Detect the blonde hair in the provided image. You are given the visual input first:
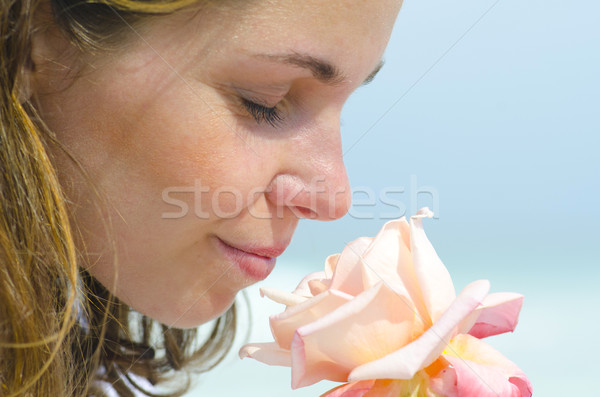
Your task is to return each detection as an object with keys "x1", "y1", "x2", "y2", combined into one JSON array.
[{"x1": 0, "y1": 0, "x2": 236, "y2": 395}]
